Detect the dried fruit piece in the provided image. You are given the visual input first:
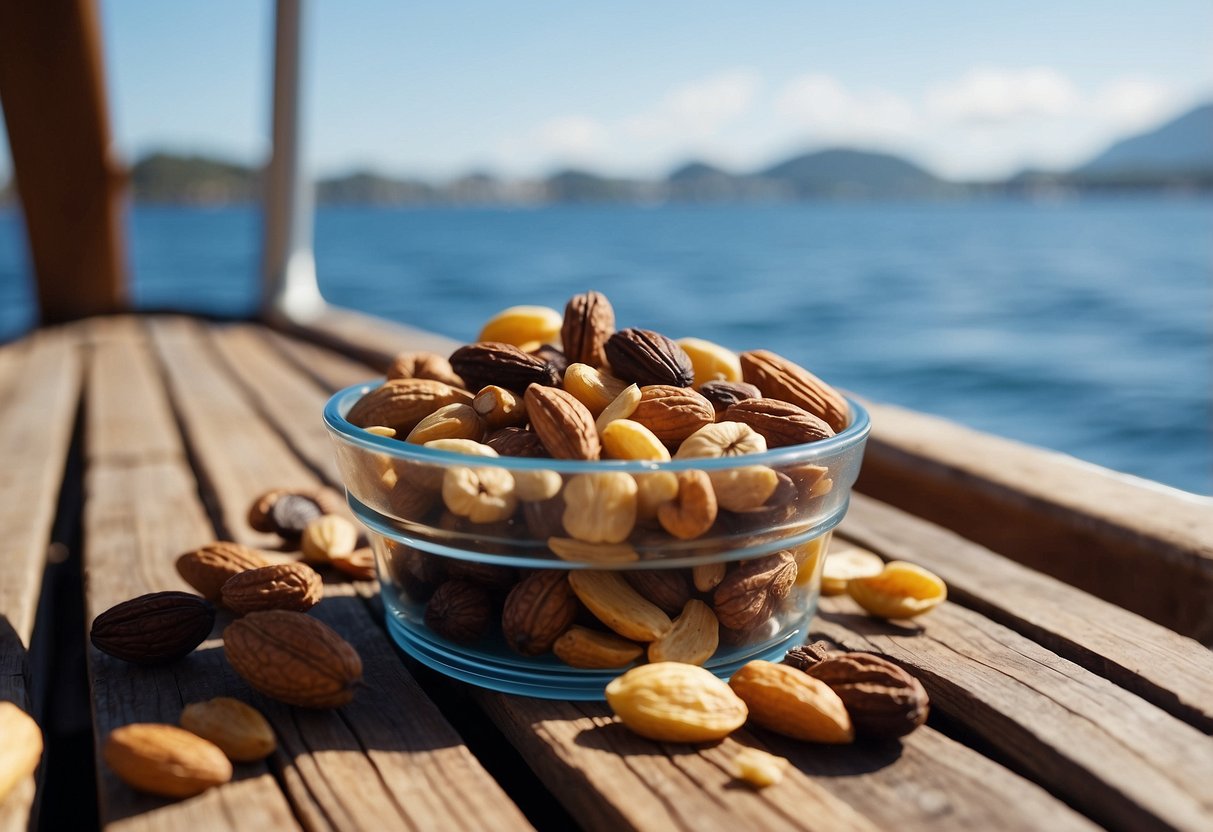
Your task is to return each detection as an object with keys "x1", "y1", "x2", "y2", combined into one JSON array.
[
  {"x1": 848, "y1": 561, "x2": 947, "y2": 619},
  {"x1": 346, "y1": 378, "x2": 473, "y2": 434},
  {"x1": 530, "y1": 344, "x2": 570, "y2": 377},
  {"x1": 739, "y1": 350, "x2": 849, "y2": 434},
  {"x1": 676, "y1": 337, "x2": 742, "y2": 386},
  {"x1": 562, "y1": 290, "x2": 615, "y2": 367},
  {"x1": 472, "y1": 385, "x2": 528, "y2": 431},
  {"x1": 548, "y1": 537, "x2": 639, "y2": 564},
  {"x1": 175, "y1": 542, "x2": 270, "y2": 602},
  {"x1": 179, "y1": 697, "x2": 276, "y2": 762},
  {"x1": 502, "y1": 570, "x2": 579, "y2": 655},
  {"x1": 442, "y1": 464, "x2": 518, "y2": 523},
  {"x1": 724, "y1": 399, "x2": 835, "y2": 447},
  {"x1": 562, "y1": 472, "x2": 637, "y2": 544},
  {"x1": 729, "y1": 660, "x2": 854, "y2": 743},
  {"x1": 804, "y1": 653, "x2": 930, "y2": 739},
  {"x1": 386, "y1": 351, "x2": 465, "y2": 388},
  {"x1": 224, "y1": 610, "x2": 363, "y2": 708},
  {"x1": 606, "y1": 328, "x2": 695, "y2": 388},
  {"x1": 657, "y1": 470, "x2": 717, "y2": 540},
  {"x1": 821, "y1": 544, "x2": 884, "y2": 596},
  {"x1": 733, "y1": 747, "x2": 788, "y2": 788},
  {"x1": 526, "y1": 384, "x2": 602, "y2": 460},
  {"x1": 478, "y1": 305, "x2": 563, "y2": 347},
  {"x1": 553, "y1": 626, "x2": 643, "y2": 668},
  {"x1": 606, "y1": 662, "x2": 747, "y2": 743},
  {"x1": 713, "y1": 552, "x2": 797, "y2": 632},
  {"x1": 302, "y1": 514, "x2": 359, "y2": 563},
  {"x1": 485, "y1": 426, "x2": 549, "y2": 458},
  {"x1": 425, "y1": 580, "x2": 493, "y2": 643},
  {"x1": 623, "y1": 569, "x2": 692, "y2": 615},
  {"x1": 104, "y1": 723, "x2": 232, "y2": 797},
  {"x1": 601, "y1": 418, "x2": 670, "y2": 461},
  {"x1": 647, "y1": 600, "x2": 719, "y2": 665},
  {"x1": 0, "y1": 702, "x2": 42, "y2": 804},
  {"x1": 248, "y1": 489, "x2": 288, "y2": 532},
  {"x1": 221, "y1": 562, "x2": 323, "y2": 614},
  {"x1": 270, "y1": 493, "x2": 324, "y2": 539},
  {"x1": 568, "y1": 571, "x2": 673, "y2": 642},
  {"x1": 406, "y1": 403, "x2": 485, "y2": 444},
  {"x1": 630, "y1": 385, "x2": 715, "y2": 447},
  {"x1": 698, "y1": 380, "x2": 762, "y2": 418},
  {"x1": 450, "y1": 342, "x2": 561, "y2": 392},
  {"x1": 90, "y1": 592, "x2": 215, "y2": 664},
  {"x1": 563, "y1": 363, "x2": 629, "y2": 415}
]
